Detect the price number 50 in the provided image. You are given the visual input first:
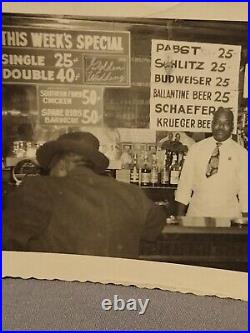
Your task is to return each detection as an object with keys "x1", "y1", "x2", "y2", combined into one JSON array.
[
  {"x1": 81, "y1": 89, "x2": 100, "y2": 125},
  {"x1": 81, "y1": 89, "x2": 98, "y2": 106},
  {"x1": 81, "y1": 109, "x2": 99, "y2": 125}
]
